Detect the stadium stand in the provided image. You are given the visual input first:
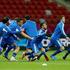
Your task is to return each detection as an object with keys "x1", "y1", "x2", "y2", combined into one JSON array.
[{"x1": 0, "y1": 0, "x2": 70, "y2": 34}]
